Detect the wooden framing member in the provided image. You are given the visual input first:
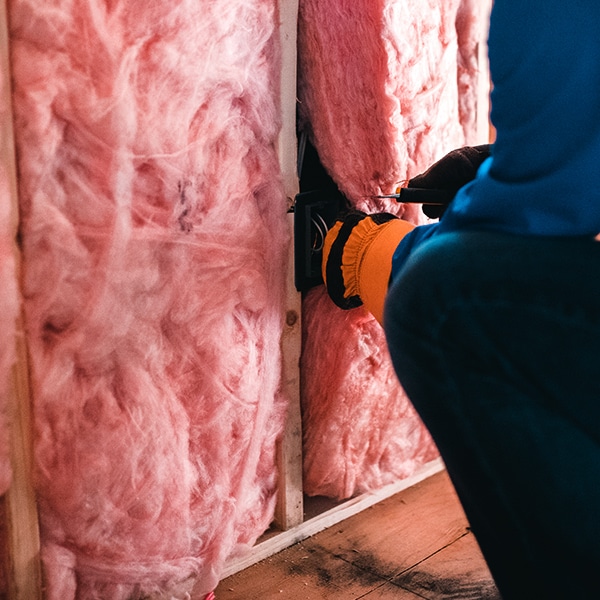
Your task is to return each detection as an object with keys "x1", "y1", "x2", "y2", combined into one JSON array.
[
  {"x1": 274, "y1": 0, "x2": 304, "y2": 532},
  {"x1": 0, "y1": 0, "x2": 43, "y2": 597}
]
